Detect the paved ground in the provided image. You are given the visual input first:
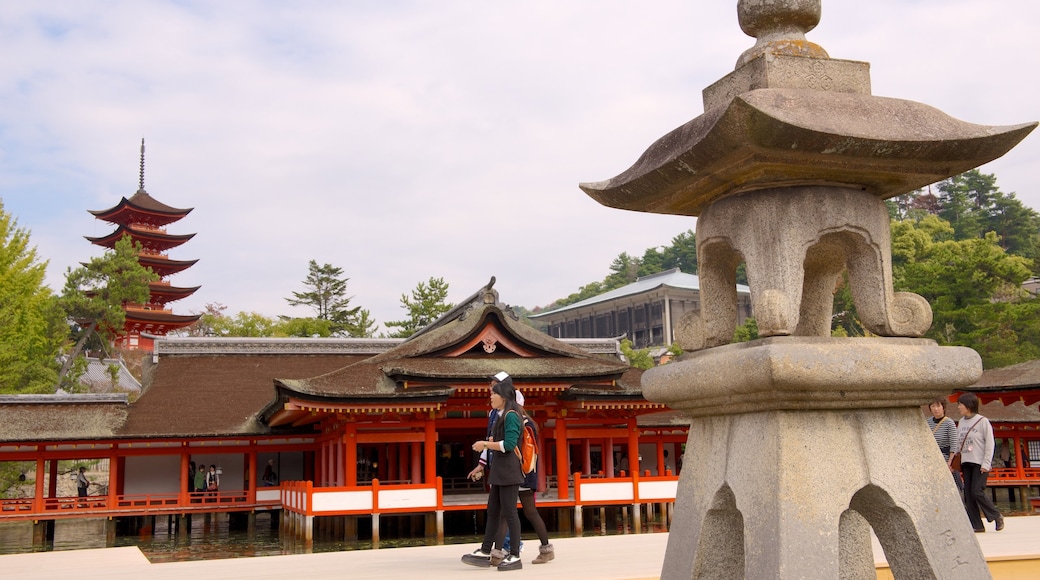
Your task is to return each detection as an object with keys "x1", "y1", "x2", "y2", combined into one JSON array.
[{"x1": 3, "y1": 516, "x2": 1038, "y2": 579}]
